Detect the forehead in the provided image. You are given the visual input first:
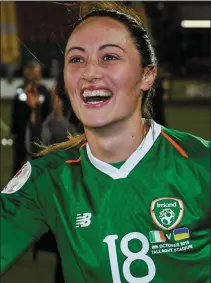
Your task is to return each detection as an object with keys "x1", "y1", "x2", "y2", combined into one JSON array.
[
  {"x1": 67, "y1": 17, "x2": 134, "y2": 48},
  {"x1": 30, "y1": 65, "x2": 41, "y2": 72}
]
